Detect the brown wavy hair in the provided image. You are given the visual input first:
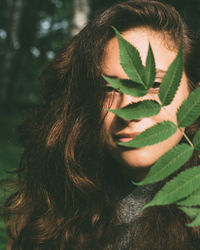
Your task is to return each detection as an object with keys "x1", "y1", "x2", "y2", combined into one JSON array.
[{"x1": 3, "y1": 0, "x2": 200, "y2": 249}]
